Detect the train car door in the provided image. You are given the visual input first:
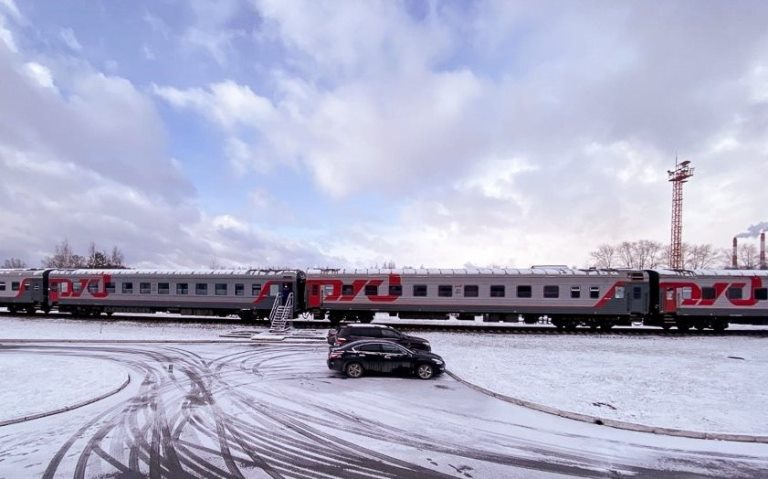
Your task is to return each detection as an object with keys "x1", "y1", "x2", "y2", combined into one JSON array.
[
  {"x1": 307, "y1": 282, "x2": 323, "y2": 309},
  {"x1": 628, "y1": 284, "x2": 646, "y2": 314},
  {"x1": 662, "y1": 287, "x2": 678, "y2": 313}
]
